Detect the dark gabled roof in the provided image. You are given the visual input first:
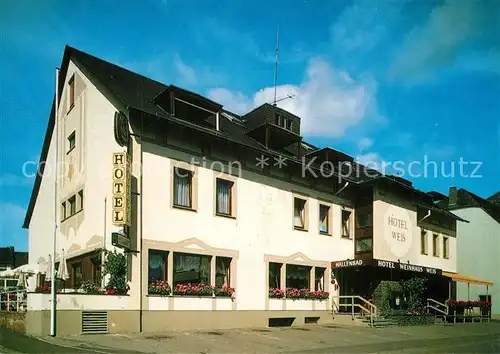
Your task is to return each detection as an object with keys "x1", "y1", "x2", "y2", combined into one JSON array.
[
  {"x1": 24, "y1": 46, "x2": 367, "y2": 228},
  {"x1": 447, "y1": 189, "x2": 500, "y2": 224},
  {"x1": 488, "y1": 191, "x2": 500, "y2": 206},
  {"x1": 427, "y1": 191, "x2": 448, "y2": 201},
  {"x1": 416, "y1": 202, "x2": 469, "y2": 223},
  {"x1": 23, "y1": 46, "x2": 169, "y2": 228},
  {"x1": 23, "y1": 46, "x2": 449, "y2": 229}
]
